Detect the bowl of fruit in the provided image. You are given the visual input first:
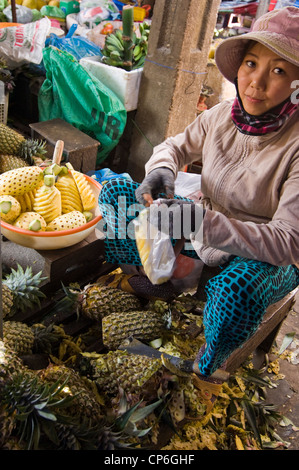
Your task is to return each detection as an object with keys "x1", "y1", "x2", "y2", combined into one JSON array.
[{"x1": 0, "y1": 146, "x2": 103, "y2": 250}]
